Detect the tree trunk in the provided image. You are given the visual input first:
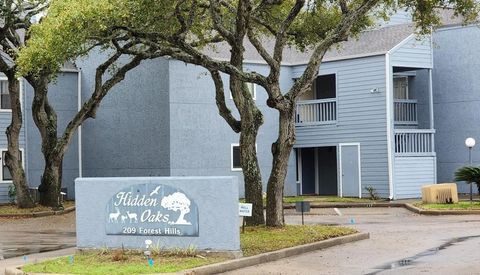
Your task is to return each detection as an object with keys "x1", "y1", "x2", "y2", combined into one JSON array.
[
  {"x1": 5, "y1": 77, "x2": 35, "y2": 208},
  {"x1": 31, "y1": 80, "x2": 63, "y2": 208},
  {"x1": 266, "y1": 107, "x2": 296, "y2": 227},
  {"x1": 39, "y1": 158, "x2": 63, "y2": 208},
  {"x1": 240, "y1": 108, "x2": 265, "y2": 225}
]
